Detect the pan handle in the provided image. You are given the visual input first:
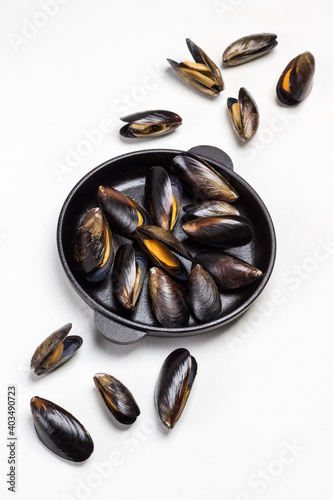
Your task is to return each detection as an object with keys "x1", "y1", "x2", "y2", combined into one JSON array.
[
  {"x1": 187, "y1": 145, "x2": 234, "y2": 171},
  {"x1": 94, "y1": 310, "x2": 148, "y2": 344}
]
